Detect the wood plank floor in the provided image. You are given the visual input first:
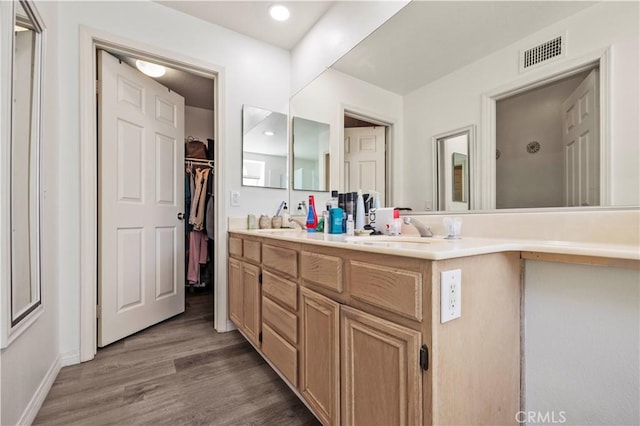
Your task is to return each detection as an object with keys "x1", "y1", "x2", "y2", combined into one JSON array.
[{"x1": 34, "y1": 290, "x2": 320, "y2": 425}]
